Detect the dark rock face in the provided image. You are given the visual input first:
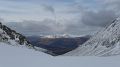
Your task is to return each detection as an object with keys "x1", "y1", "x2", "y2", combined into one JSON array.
[
  {"x1": 0, "y1": 22, "x2": 31, "y2": 46},
  {"x1": 27, "y1": 36, "x2": 90, "y2": 56}
]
